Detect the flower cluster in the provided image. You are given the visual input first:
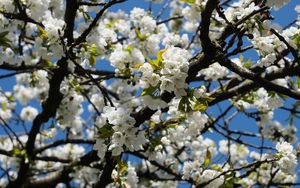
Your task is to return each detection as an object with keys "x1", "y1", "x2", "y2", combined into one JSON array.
[
  {"x1": 94, "y1": 106, "x2": 148, "y2": 157},
  {"x1": 275, "y1": 141, "x2": 298, "y2": 174}
]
